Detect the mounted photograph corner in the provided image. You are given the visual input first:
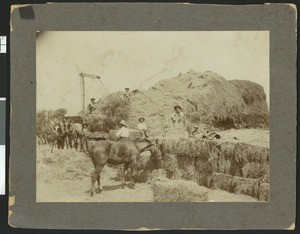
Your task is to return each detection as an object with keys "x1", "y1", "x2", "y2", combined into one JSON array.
[{"x1": 36, "y1": 31, "x2": 270, "y2": 202}]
